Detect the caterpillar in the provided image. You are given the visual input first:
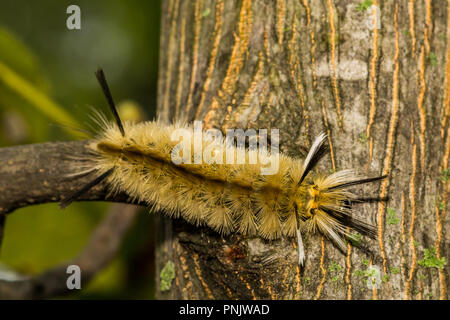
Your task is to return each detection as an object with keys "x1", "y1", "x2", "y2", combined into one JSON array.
[{"x1": 61, "y1": 69, "x2": 387, "y2": 265}]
